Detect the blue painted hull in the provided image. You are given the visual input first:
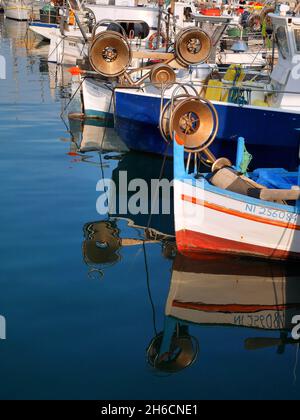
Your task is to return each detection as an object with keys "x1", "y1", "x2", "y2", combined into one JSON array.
[
  {"x1": 29, "y1": 22, "x2": 59, "y2": 29},
  {"x1": 115, "y1": 91, "x2": 300, "y2": 170}
]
